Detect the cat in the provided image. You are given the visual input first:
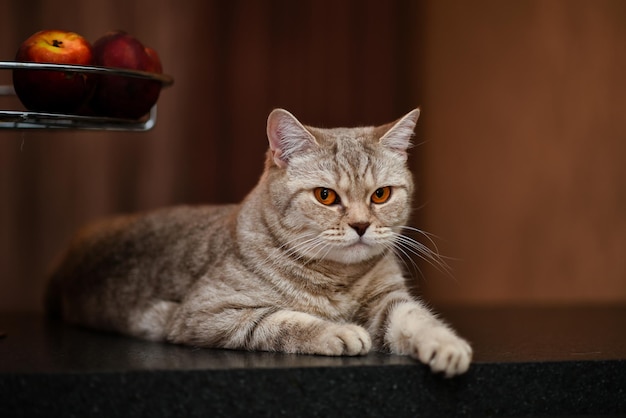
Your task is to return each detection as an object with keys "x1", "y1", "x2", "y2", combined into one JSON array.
[{"x1": 45, "y1": 108, "x2": 472, "y2": 377}]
